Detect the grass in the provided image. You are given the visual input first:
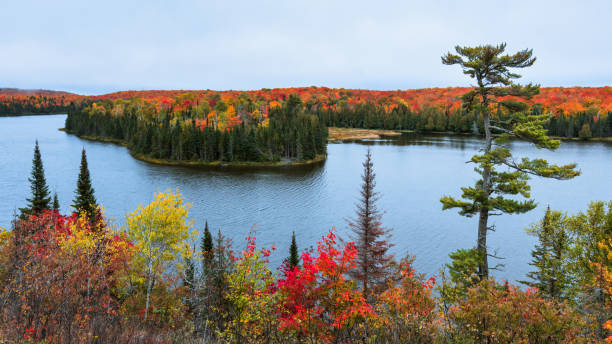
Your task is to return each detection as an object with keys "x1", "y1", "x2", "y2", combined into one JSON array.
[{"x1": 328, "y1": 127, "x2": 402, "y2": 141}]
